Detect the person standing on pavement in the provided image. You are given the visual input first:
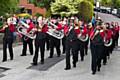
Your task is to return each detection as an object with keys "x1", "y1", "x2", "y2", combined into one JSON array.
[
  {"x1": 32, "y1": 17, "x2": 48, "y2": 65},
  {"x1": 20, "y1": 19, "x2": 34, "y2": 56},
  {"x1": 89, "y1": 21, "x2": 105, "y2": 75},
  {"x1": 64, "y1": 17, "x2": 78, "y2": 70},
  {"x1": 0, "y1": 18, "x2": 15, "y2": 62}
]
